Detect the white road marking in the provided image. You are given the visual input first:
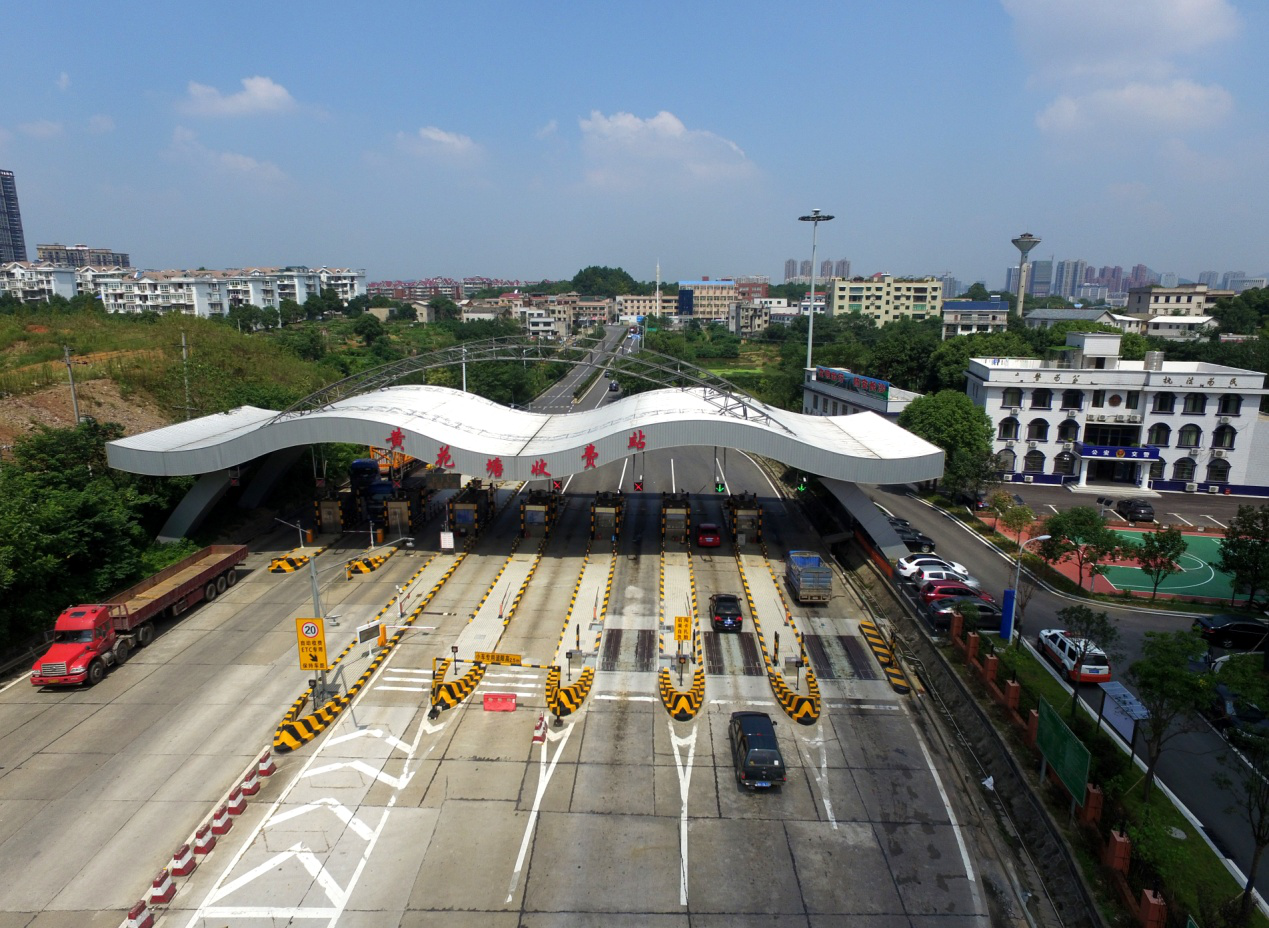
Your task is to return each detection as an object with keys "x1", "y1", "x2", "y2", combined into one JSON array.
[
  {"x1": 671, "y1": 457, "x2": 676, "y2": 494},
  {"x1": 325, "y1": 728, "x2": 413, "y2": 753},
  {"x1": 913, "y1": 730, "x2": 981, "y2": 906},
  {"x1": 1203, "y1": 515, "x2": 1226, "y2": 529},
  {"x1": 799, "y1": 723, "x2": 837, "y2": 830},
  {"x1": 505, "y1": 720, "x2": 576, "y2": 903},
  {"x1": 740, "y1": 450, "x2": 781, "y2": 496},
  {"x1": 304, "y1": 759, "x2": 415, "y2": 790},
  {"x1": 1170, "y1": 513, "x2": 1193, "y2": 525},
  {"x1": 0, "y1": 673, "x2": 32, "y2": 694},
  {"x1": 668, "y1": 721, "x2": 698, "y2": 906},
  {"x1": 593, "y1": 694, "x2": 657, "y2": 702},
  {"x1": 1047, "y1": 504, "x2": 1059, "y2": 514},
  {"x1": 714, "y1": 456, "x2": 729, "y2": 496},
  {"x1": 619, "y1": 456, "x2": 628, "y2": 489},
  {"x1": 375, "y1": 684, "x2": 427, "y2": 692},
  {"x1": 267, "y1": 798, "x2": 377, "y2": 841}
]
